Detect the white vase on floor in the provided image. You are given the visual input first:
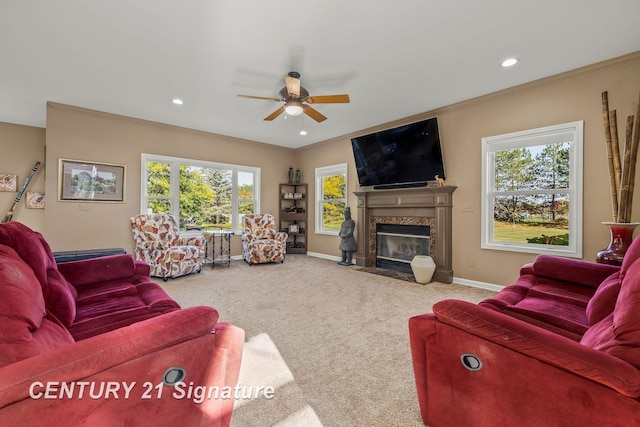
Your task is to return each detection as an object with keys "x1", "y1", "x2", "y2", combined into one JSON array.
[{"x1": 411, "y1": 255, "x2": 436, "y2": 284}]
